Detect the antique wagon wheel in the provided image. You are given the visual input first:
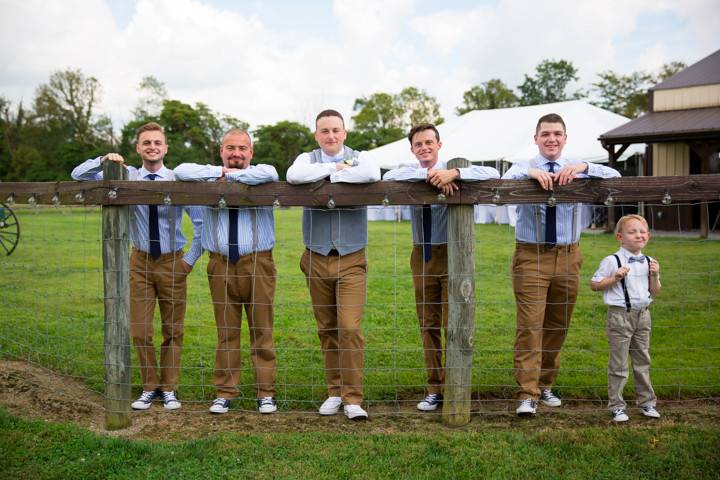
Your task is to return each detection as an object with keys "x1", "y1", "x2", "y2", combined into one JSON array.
[{"x1": 0, "y1": 203, "x2": 20, "y2": 256}]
